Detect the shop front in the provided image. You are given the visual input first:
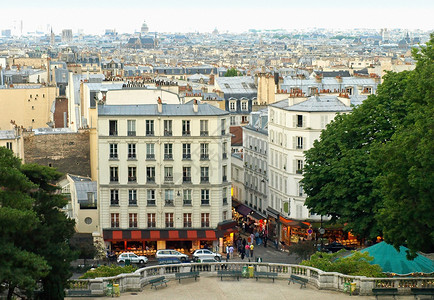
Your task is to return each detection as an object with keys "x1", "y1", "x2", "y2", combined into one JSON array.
[
  {"x1": 217, "y1": 220, "x2": 238, "y2": 253},
  {"x1": 103, "y1": 229, "x2": 219, "y2": 257},
  {"x1": 279, "y1": 216, "x2": 311, "y2": 246},
  {"x1": 266, "y1": 207, "x2": 280, "y2": 244}
]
